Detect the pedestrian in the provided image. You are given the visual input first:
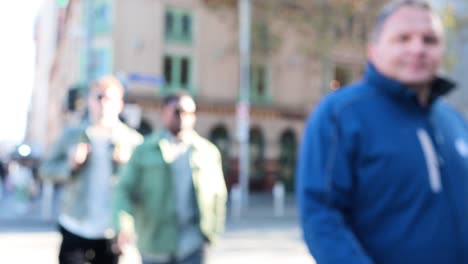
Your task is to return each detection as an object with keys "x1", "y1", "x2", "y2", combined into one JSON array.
[
  {"x1": 9, "y1": 159, "x2": 36, "y2": 201},
  {"x1": 40, "y1": 75, "x2": 143, "y2": 264},
  {"x1": 296, "y1": 1, "x2": 468, "y2": 263},
  {"x1": 0, "y1": 158, "x2": 7, "y2": 198},
  {"x1": 113, "y1": 91, "x2": 227, "y2": 264}
]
